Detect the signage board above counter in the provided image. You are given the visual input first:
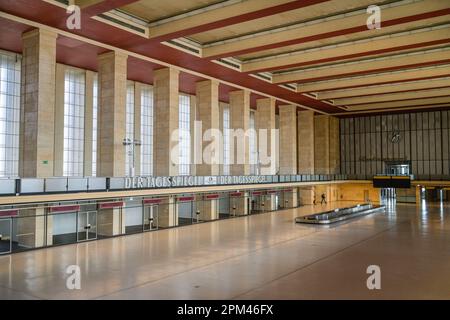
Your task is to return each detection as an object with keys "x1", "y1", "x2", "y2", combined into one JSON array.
[{"x1": 0, "y1": 174, "x2": 348, "y2": 196}]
